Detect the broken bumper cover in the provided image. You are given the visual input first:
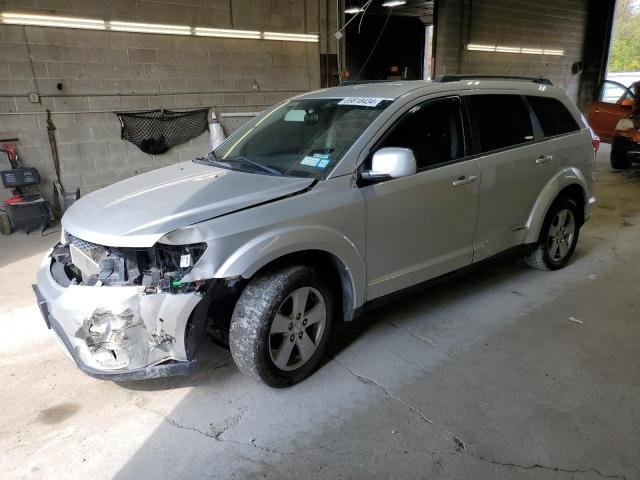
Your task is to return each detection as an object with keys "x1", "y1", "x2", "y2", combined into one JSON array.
[{"x1": 34, "y1": 251, "x2": 202, "y2": 380}]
